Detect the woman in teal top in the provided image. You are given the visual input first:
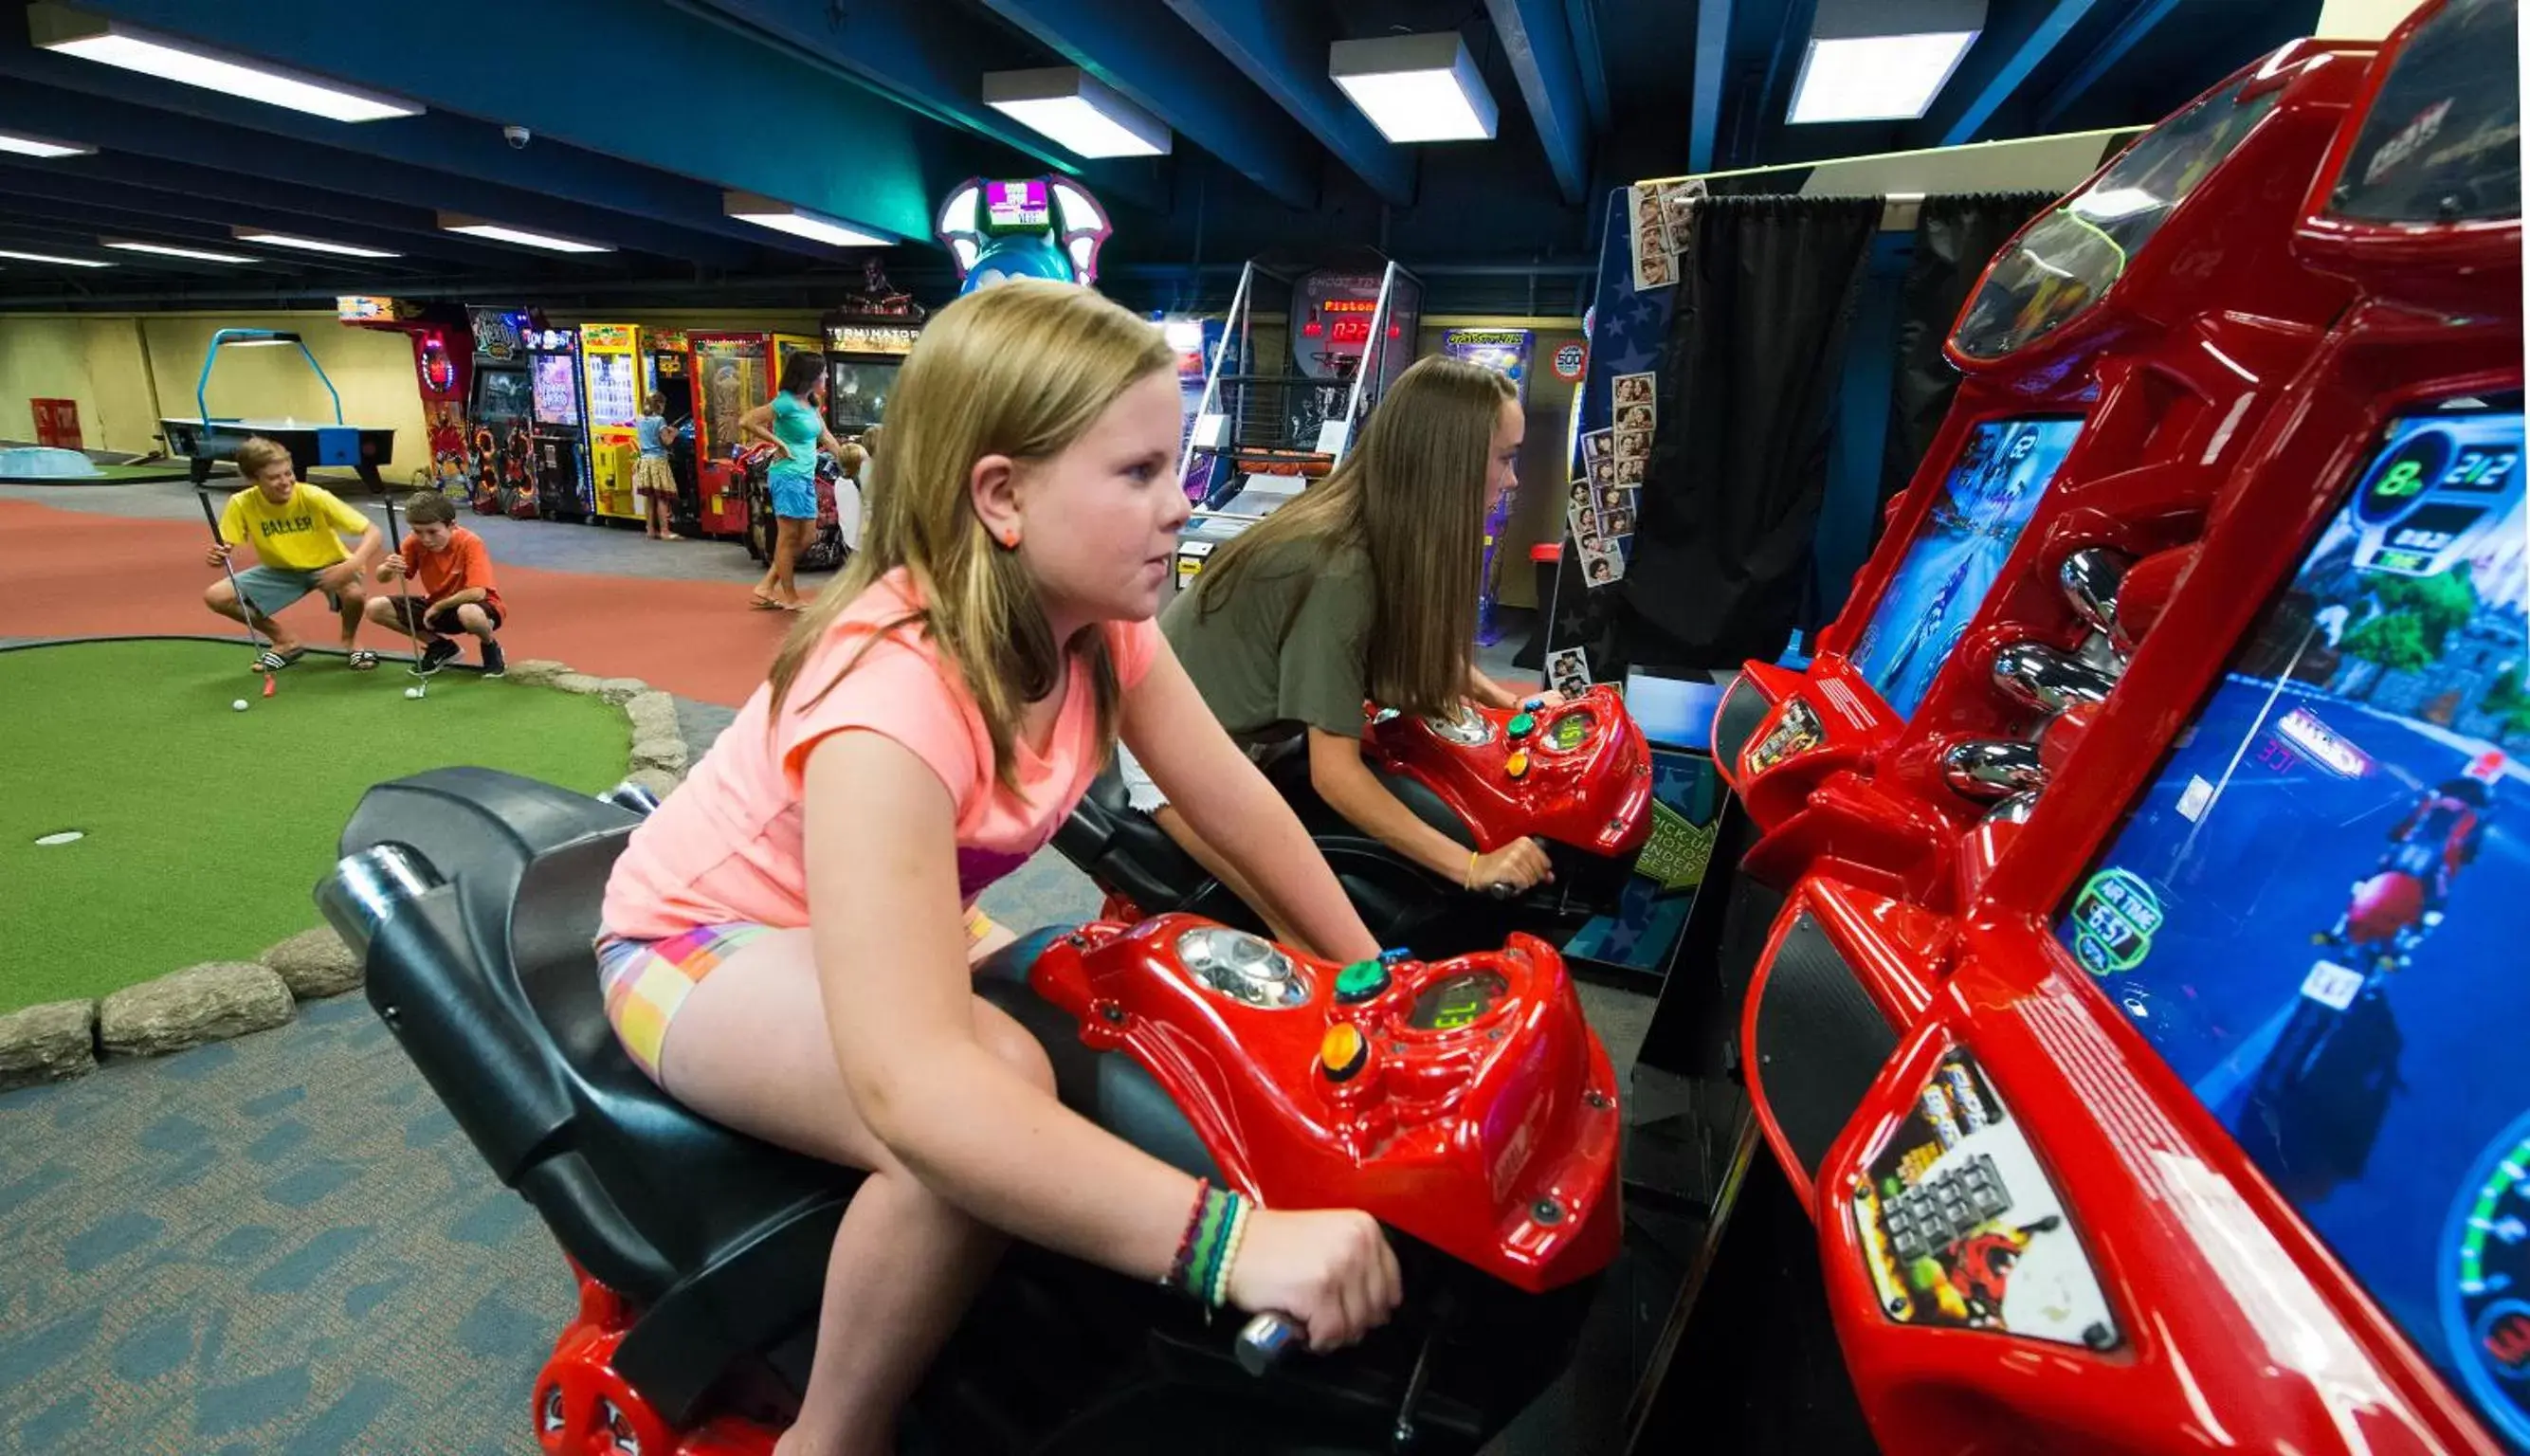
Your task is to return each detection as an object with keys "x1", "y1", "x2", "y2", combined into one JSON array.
[{"x1": 741, "y1": 352, "x2": 845, "y2": 610}]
